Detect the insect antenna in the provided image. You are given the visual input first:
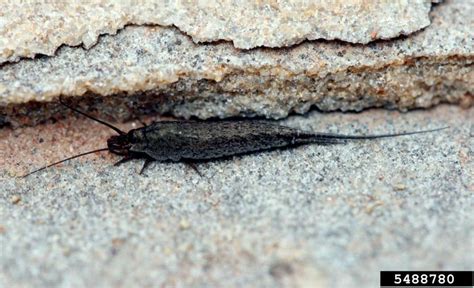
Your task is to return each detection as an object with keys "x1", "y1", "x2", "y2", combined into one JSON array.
[
  {"x1": 22, "y1": 148, "x2": 109, "y2": 178},
  {"x1": 59, "y1": 99, "x2": 125, "y2": 135}
]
